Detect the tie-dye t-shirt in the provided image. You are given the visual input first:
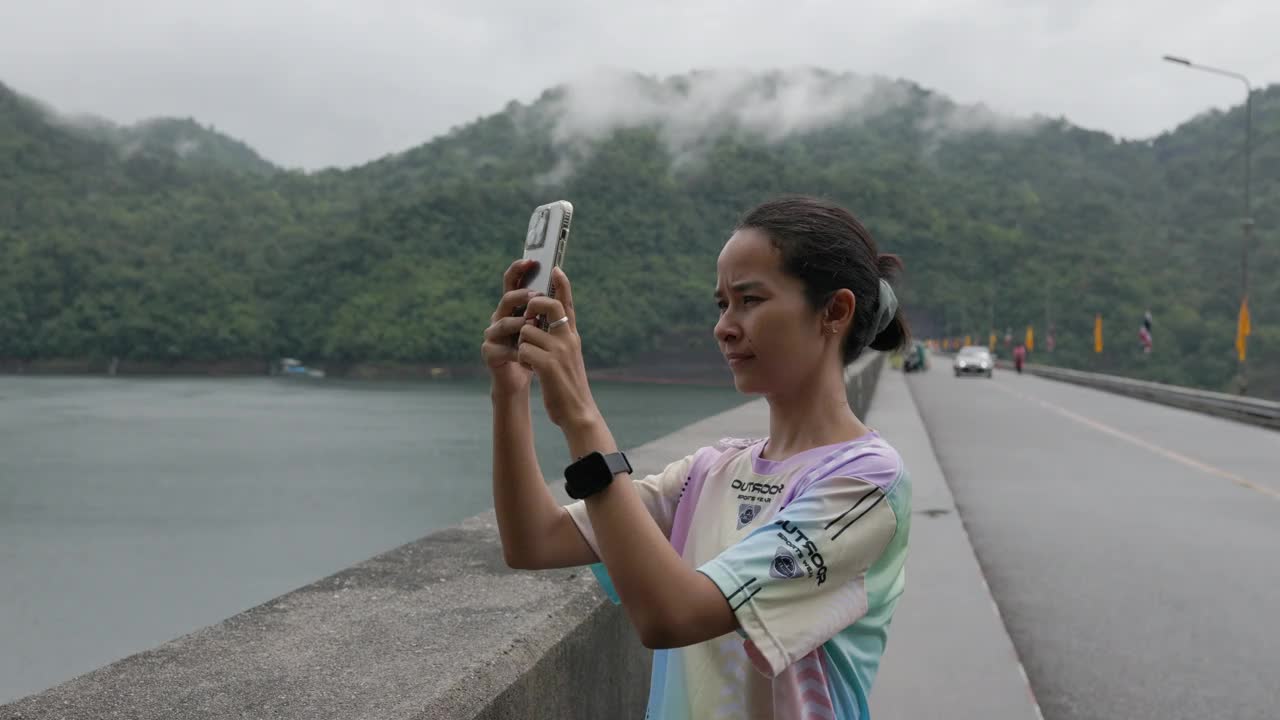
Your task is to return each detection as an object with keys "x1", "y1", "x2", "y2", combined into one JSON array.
[{"x1": 565, "y1": 433, "x2": 911, "y2": 720}]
